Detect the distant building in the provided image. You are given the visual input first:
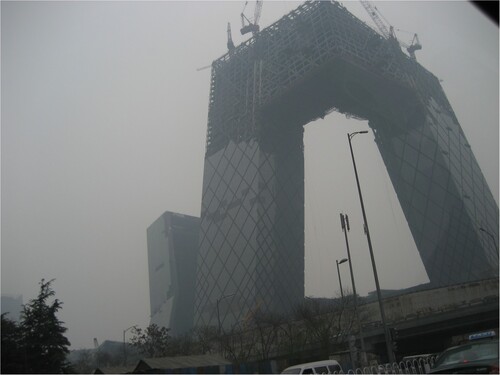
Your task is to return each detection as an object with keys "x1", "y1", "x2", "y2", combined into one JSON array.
[
  {"x1": 147, "y1": 211, "x2": 199, "y2": 335},
  {"x1": 1, "y1": 294, "x2": 23, "y2": 322}
]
